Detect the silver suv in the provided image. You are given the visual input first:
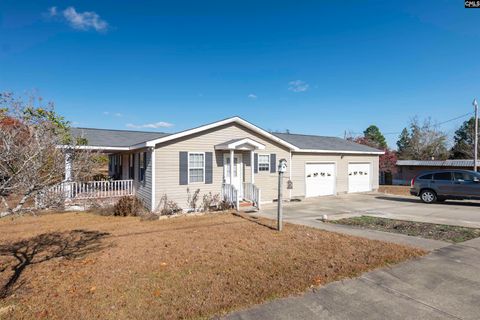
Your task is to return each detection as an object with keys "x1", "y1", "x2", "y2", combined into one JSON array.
[{"x1": 410, "y1": 170, "x2": 480, "y2": 203}]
